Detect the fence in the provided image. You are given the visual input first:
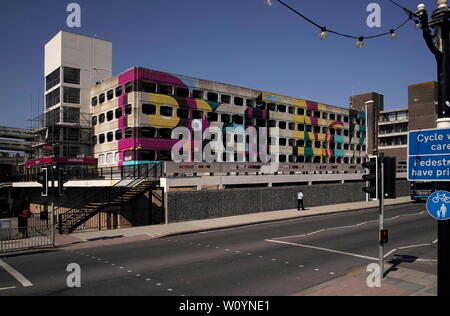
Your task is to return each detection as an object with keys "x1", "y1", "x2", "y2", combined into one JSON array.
[{"x1": 0, "y1": 224, "x2": 54, "y2": 253}]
